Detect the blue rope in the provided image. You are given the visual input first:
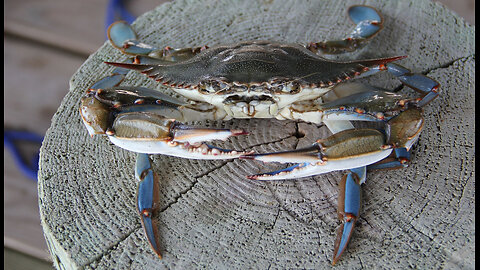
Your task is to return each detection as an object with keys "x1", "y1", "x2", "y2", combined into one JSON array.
[
  {"x1": 4, "y1": 131, "x2": 43, "y2": 181},
  {"x1": 105, "y1": 0, "x2": 136, "y2": 38}
]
